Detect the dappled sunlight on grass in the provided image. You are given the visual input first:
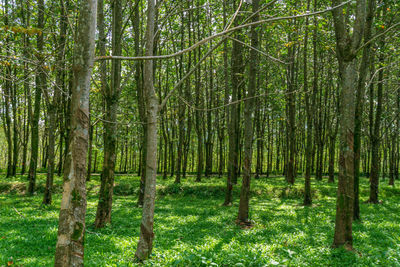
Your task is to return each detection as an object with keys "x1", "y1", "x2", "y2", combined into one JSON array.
[{"x1": 0, "y1": 174, "x2": 399, "y2": 266}]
